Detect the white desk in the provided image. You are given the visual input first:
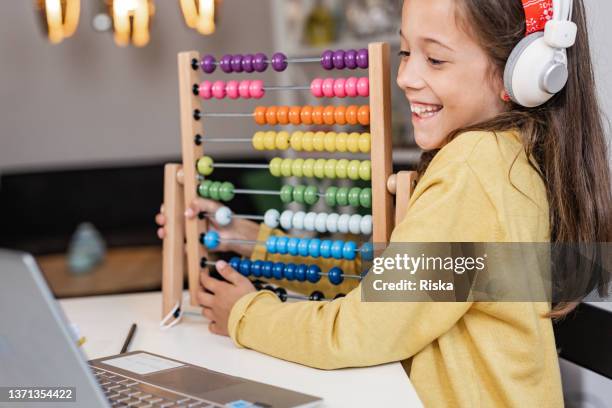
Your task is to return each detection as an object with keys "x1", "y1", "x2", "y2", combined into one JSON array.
[{"x1": 60, "y1": 292, "x2": 422, "y2": 407}]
